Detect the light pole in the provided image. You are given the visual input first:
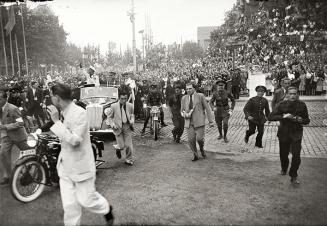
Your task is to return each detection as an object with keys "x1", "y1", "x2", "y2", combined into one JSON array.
[
  {"x1": 139, "y1": 29, "x2": 145, "y2": 71},
  {"x1": 128, "y1": 0, "x2": 137, "y2": 76}
]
